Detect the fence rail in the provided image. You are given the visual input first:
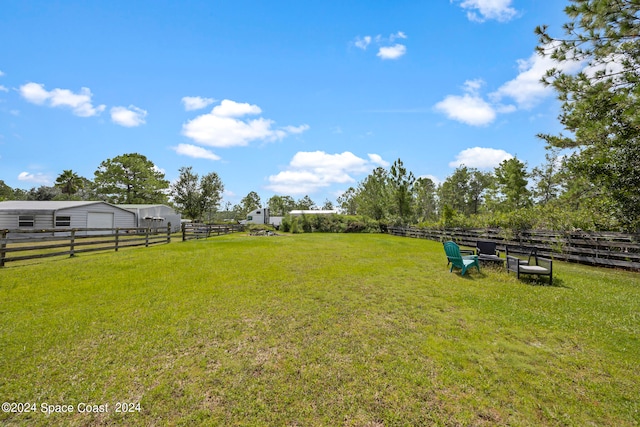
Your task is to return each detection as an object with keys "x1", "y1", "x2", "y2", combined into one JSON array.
[
  {"x1": 0, "y1": 225, "x2": 172, "y2": 267},
  {"x1": 181, "y1": 223, "x2": 244, "y2": 241},
  {"x1": 388, "y1": 226, "x2": 640, "y2": 270}
]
